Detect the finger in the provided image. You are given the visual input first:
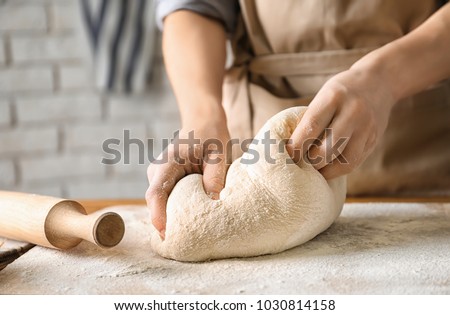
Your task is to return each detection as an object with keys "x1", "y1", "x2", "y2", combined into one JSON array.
[
  {"x1": 146, "y1": 186, "x2": 169, "y2": 239},
  {"x1": 146, "y1": 158, "x2": 186, "y2": 239},
  {"x1": 203, "y1": 155, "x2": 228, "y2": 200},
  {"x1": 307, "y1": 116, "x2": 353, "y2": 170},
  {"x1": 319, "y1": 129, "x2": 368, "y2": 179},
  {"x1": 146, "y1": 164, "x2": 156, "y2": 185},
  {"x1": 202, "y1": 140, "x2": 229, "y2": 199},
  {"x1": 287, "y1": 97, "x2": 337, "y2": 164}
]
